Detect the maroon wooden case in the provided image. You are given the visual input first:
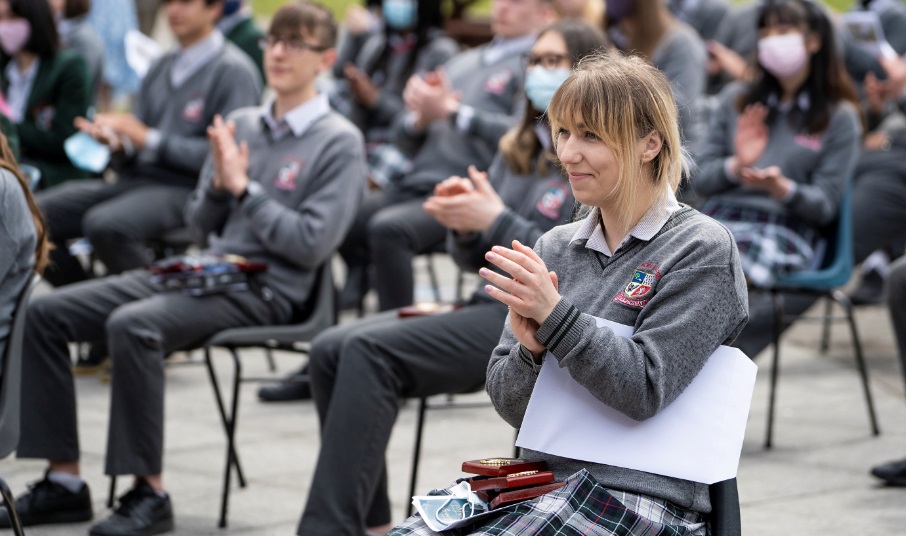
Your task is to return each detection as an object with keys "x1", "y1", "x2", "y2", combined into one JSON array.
[
  {"x1": 488, "y1": 481, "x2": 568, "y2": 509},
  {"x1": 461, "y1": 458, "x2": 548, "y2": 477},
  {"x1": 468, "y1": 470, "x2": 555, "y2": 492}
]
